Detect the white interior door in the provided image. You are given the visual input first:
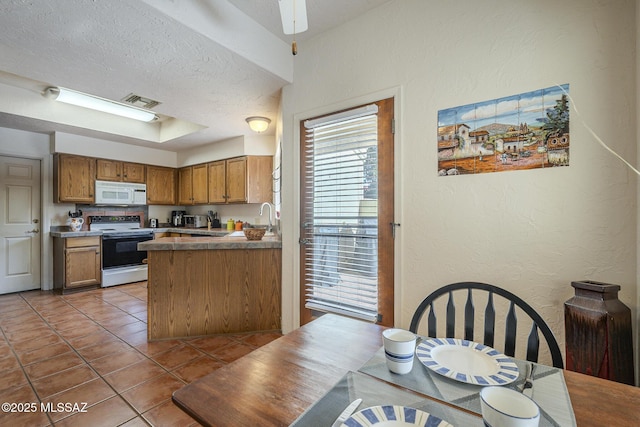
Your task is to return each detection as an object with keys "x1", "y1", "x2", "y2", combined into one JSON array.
[{"x1": 0, "y1": 155, "x2": 41, "y2": 294}]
